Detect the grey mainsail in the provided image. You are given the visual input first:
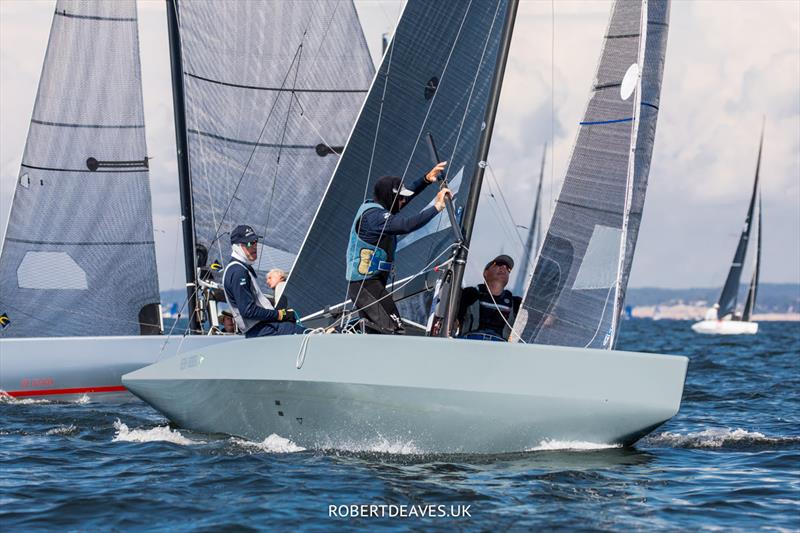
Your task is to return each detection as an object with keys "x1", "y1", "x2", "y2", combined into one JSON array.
[
  {"x1": 0, "y1": 0, "x2": 160, "y2": 337},
  {"x1": 285, "y1": 0, "x2": 512, "y2": 317},
  {"x1": 716, "y1": 128, "x2": 763, "y2": 319},
  {"x1": 515, "y1": 0, "x2": 669, "y2": 348},
  {"x1": 174, "y1": 0, "x2": 374, "y2": 287}
]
